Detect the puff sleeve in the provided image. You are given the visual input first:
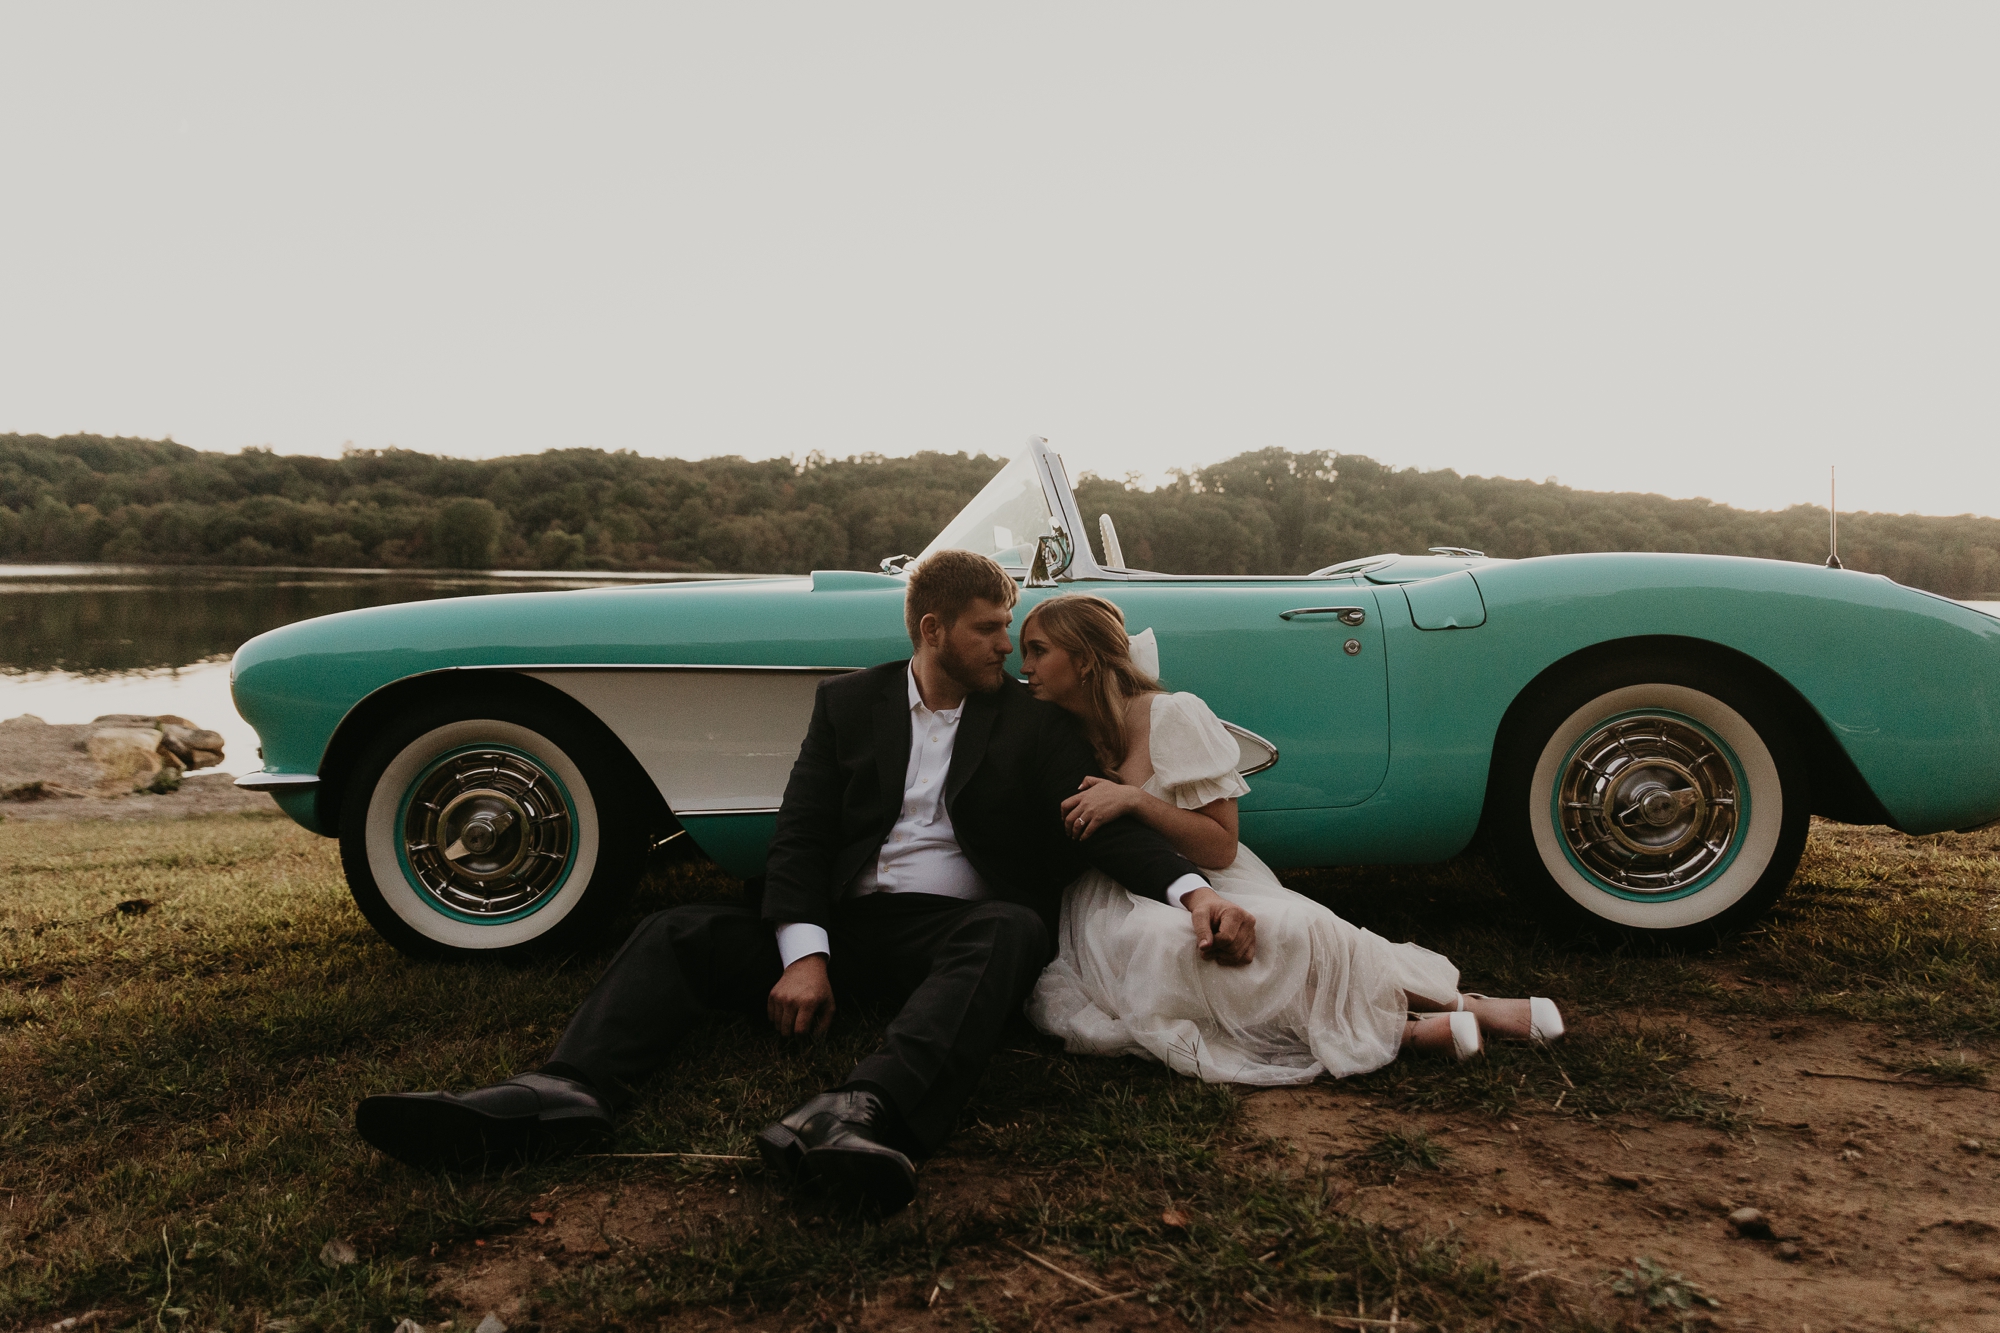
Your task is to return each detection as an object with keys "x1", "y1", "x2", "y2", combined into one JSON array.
[{"x1": 1148, "y1": 692, "x2": 1252, "y2": 809}]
